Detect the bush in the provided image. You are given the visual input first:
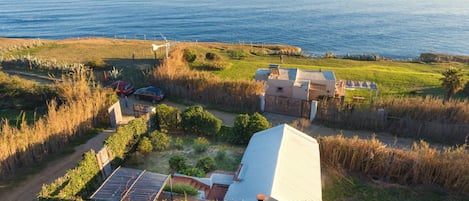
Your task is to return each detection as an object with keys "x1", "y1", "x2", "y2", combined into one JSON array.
[
  {"x1": 248, "y1": 112, "x2": 270, "y2": 134},
  {"x1": 149, "y1": 130, "x2": 171, "y2": 152},
  {"x1": 183, "y1": 49, "x2": 197, "y2": 63},
  {"x1": 173, "y1": 137, "x2": 184, "y2": 150},
  {"x1": 137, "y1": 137, "x2": 153, "y2": 154},
  {"x1": 169, "y1": 155, "x2": 188, "y2": 173},
  {"x1": 163, "y1": 183, "x2": 199, "y2": 196},
  {"x1": 228, "y1": 112, "x2": 270, "y2": 144},
  {"x1": 193, "y1": 137, "x2": 210, "y2": 153},
  {"x1": 196, "y1": 157, "x2": 216, "y2": 173},
  {"x1": 215, "y1": 150, "x2": 227, "y2": 161},
  {"x1": 153, "y1": 104, "x2": 181, "y2": 131},
  {"x1": 181, "y1": 105, "x2": 222, "y2": 136},
  {"x1": 86, "y1": 58, "x2": 105, "y2": 68},
  {"x1": 198, "y1": 60, "x2": 231, "y2": 71},
  {"x1": 228, "y1": 49, "x2": 250, "y2": 60},
  {"x1": 205, "y1": 52, "x2": 220, "y2": 60},
  {"x1": 180, "y1": 167, "x2": 205, "y2": 177}
]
